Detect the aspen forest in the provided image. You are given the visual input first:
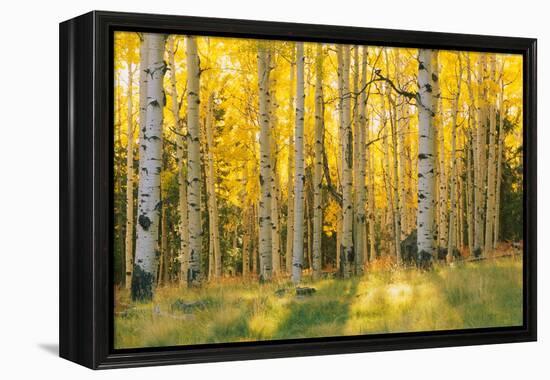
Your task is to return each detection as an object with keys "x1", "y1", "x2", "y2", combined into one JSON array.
[{"x1": 113, "y1": 32, "x2": 524, "y2": 349}]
